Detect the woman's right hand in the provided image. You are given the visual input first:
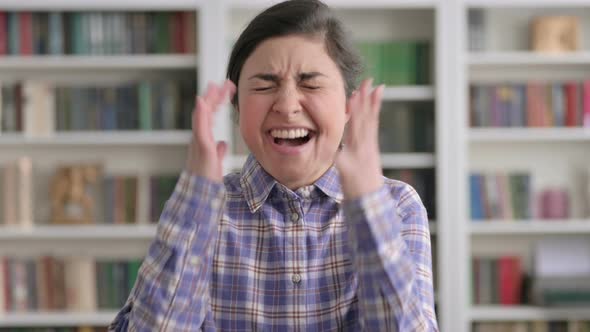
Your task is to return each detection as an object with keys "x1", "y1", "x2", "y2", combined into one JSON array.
[{"x1": 185, "y1": 80, "x2": 236, "y2": 183}]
